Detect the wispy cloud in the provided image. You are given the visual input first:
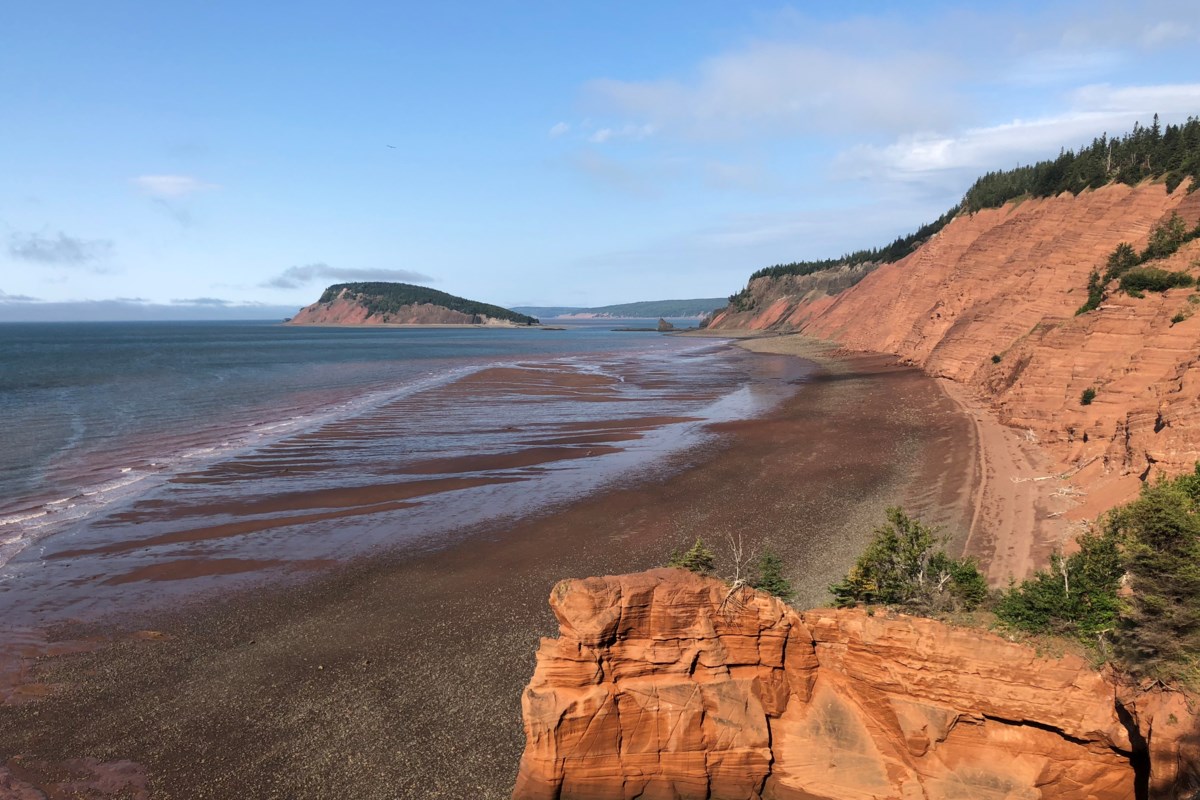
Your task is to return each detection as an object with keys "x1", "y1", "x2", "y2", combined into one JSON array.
[
  {"x1": 132, "y1": 174, "x2": 219, "y2": 198},
  {"x1": 8, "y1": 231, "x2": 113, "y2": 266},
  {"x1": 0, "y1": 289, "x2": 40, "y2": 303},
  {"x1": 584, "y1": 41, "x2": 959, "y2": 139},
  {"x1": 171, "y1": 296, "x2": 232, "y2": 306},
  {"x1": 260, "y1": 263, "x2": 435, "y2": 290},
  {"x1": 548, "y1": 121, "x2": 570, "y2": 138},
  {"x1": 839, "y1": 83, "x2": 1200, "y2": 184},
  {"x1": 587, "y1": 123, "x2": 657, "y2": 144}
]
